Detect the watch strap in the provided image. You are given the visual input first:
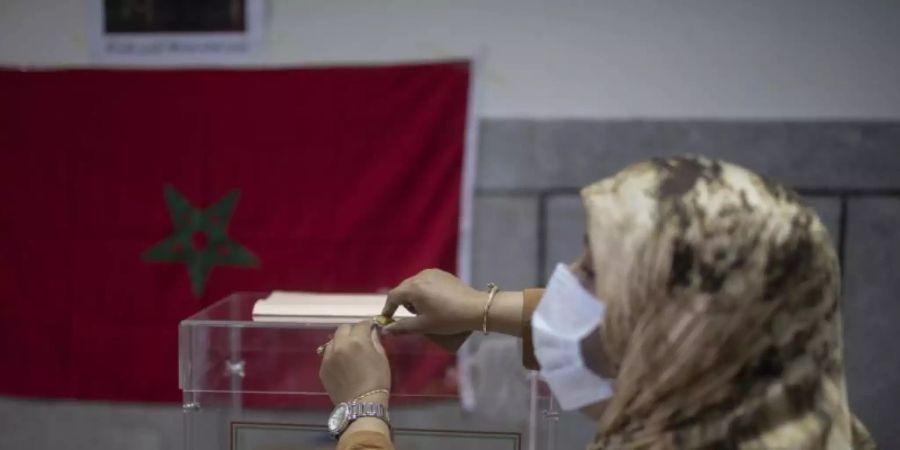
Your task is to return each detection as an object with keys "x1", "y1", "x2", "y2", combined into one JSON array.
[
  {"x1": 349, "y1": 401, "x2": 391, "y2": 424},
  {"x1": 333, "y1": 401, "x2": 392, "y2": 440}
]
